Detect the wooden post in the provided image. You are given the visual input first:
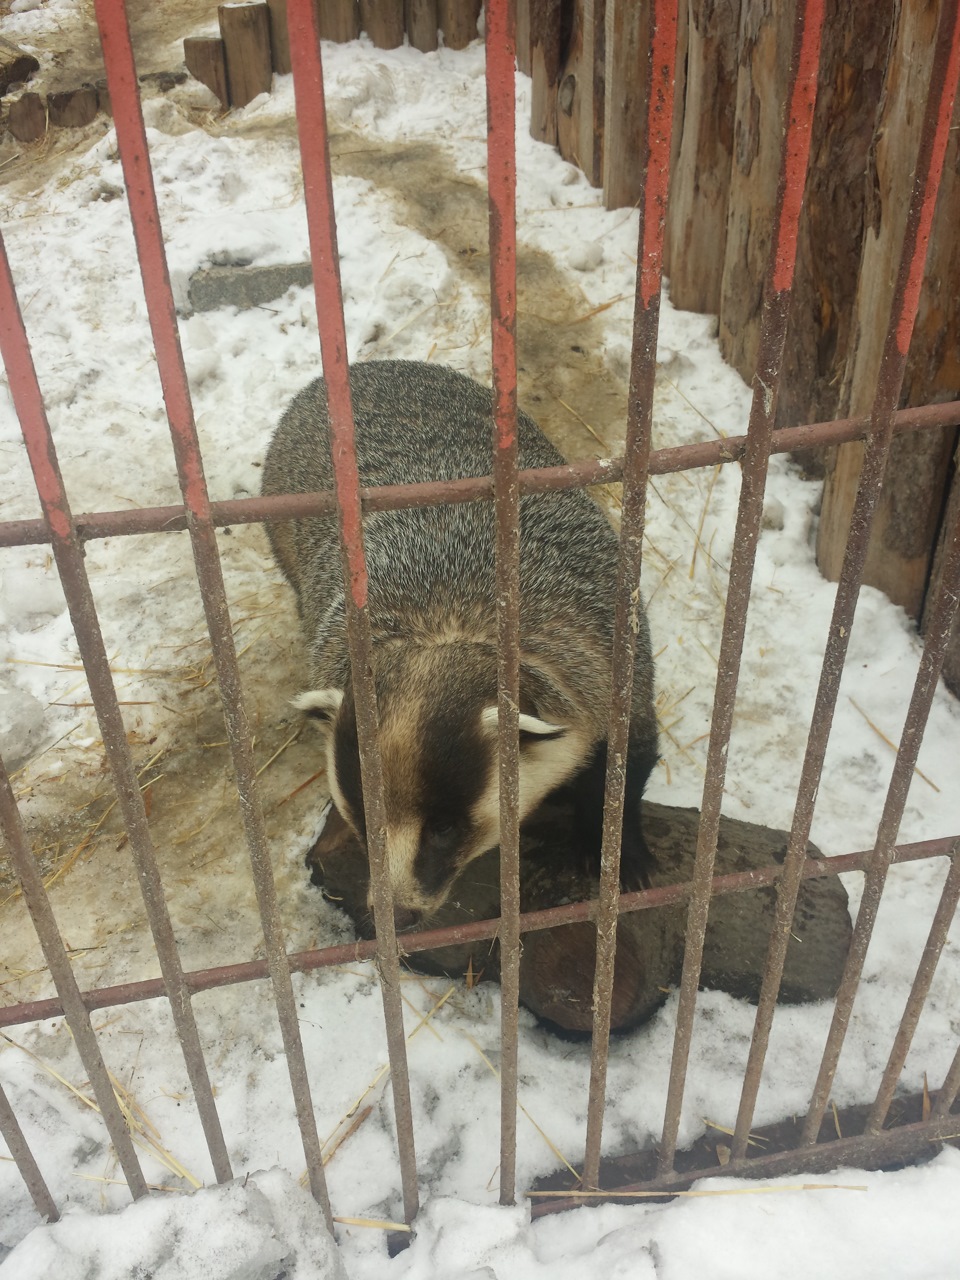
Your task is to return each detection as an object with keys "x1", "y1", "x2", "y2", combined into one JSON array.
[
  {"x1": 517, "y1": 0, "x2": 532, "y2": 76},
  {"x1": 437, "y1": 0, "x2": 482, "y2": 49},
  {"x1": 407, "y1": 0, "x2": 439, "y2": 51},
  {"x1": 774, "y1": 2, "x2": 894, "y2": 445},
  {"x1": 601, "y1": 0, "x2": 650, "y2": 209},
  {"x1": 359, "y1": 0, "x2": 404, "y2": 47},
  {"x1": 717, "y1": 0, "x2": 796, "y2": 382},
  {"x1": 666, "y1": 0, "x2": 740, "y2": 312},
  {"x1": 816, "y1": 2, "x2": 956, "y2": 615},
  {"x1": 529, "y1": 0, "x2": 561, "y2": 147},
  {"x1": 184, "y1": 37, "x2": 230, "y2": 107},
  {"x1": 317, "y1": 0, "x2": 361, "y2": 41},
  {"x1": 7, "y1": 92, "x2": 46, "y2": 143},
  {"x1": 219, "y1": 3, "x2": 273, "y2": 108},
  {"x1": 266, "y1": 0, "x2": 292, "y2": 73},
  {"x1": 556, "y1": 0, "x2": 605, "y2": 186},
  {"x1": 46, "y1": 87, "x2": 99, "y2": 128}
]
